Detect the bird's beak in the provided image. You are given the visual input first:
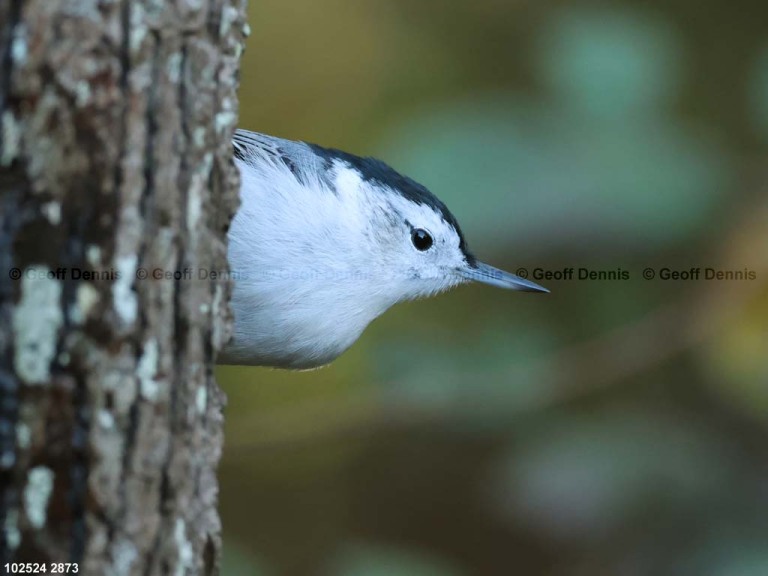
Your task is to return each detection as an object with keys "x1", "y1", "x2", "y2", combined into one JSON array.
[{"x1": 459, "y1": 261, "x2": 549, "y2": 293}]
